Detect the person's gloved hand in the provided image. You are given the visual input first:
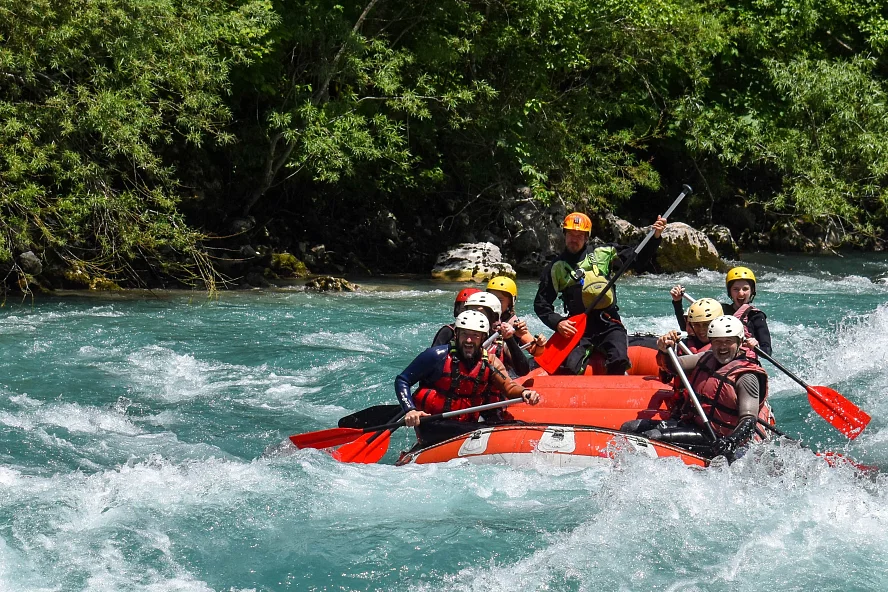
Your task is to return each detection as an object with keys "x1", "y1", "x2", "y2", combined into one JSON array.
[{"x1": 710, "y1": 436, "x2": 738, "y2": 459}]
